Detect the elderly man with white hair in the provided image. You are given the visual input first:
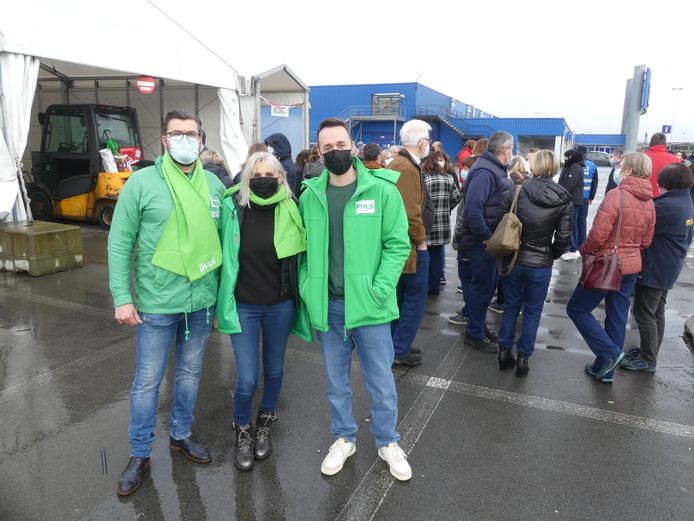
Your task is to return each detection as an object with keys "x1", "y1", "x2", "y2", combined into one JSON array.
[{"x1": 388, "y1": 119, "x2": 433, "y2": 366}]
